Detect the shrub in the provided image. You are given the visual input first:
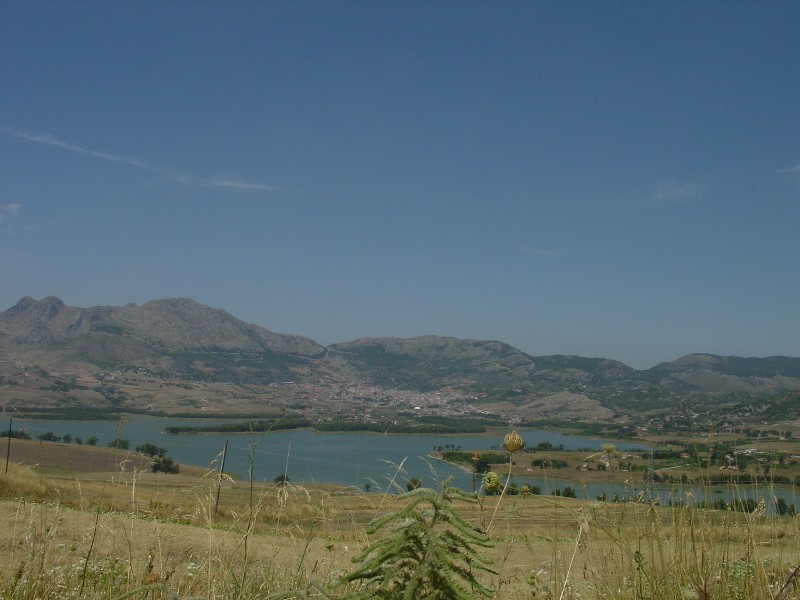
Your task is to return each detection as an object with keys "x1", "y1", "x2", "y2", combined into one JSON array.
[
  {"x1": 135, "y1": 442, "x2": 167, "y2": 457},
  {"x1": 151, "y1": 456, "x2": 180, "y2": 474},
  {"x1": 406, "y1": 477, "x2": 422, "y2": 491},
  {"x1": 0, "y1": 429, "x2": 30, "y2": 439}
]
